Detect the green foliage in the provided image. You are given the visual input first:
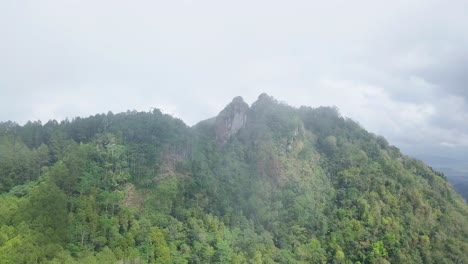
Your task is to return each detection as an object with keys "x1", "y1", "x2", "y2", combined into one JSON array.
[
  {"x1": 0, "y1": 97, "x2": 467, "y2": 263},
  {"x1": 150, "y1": 227, "x2": 170, "y2": 264}
]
